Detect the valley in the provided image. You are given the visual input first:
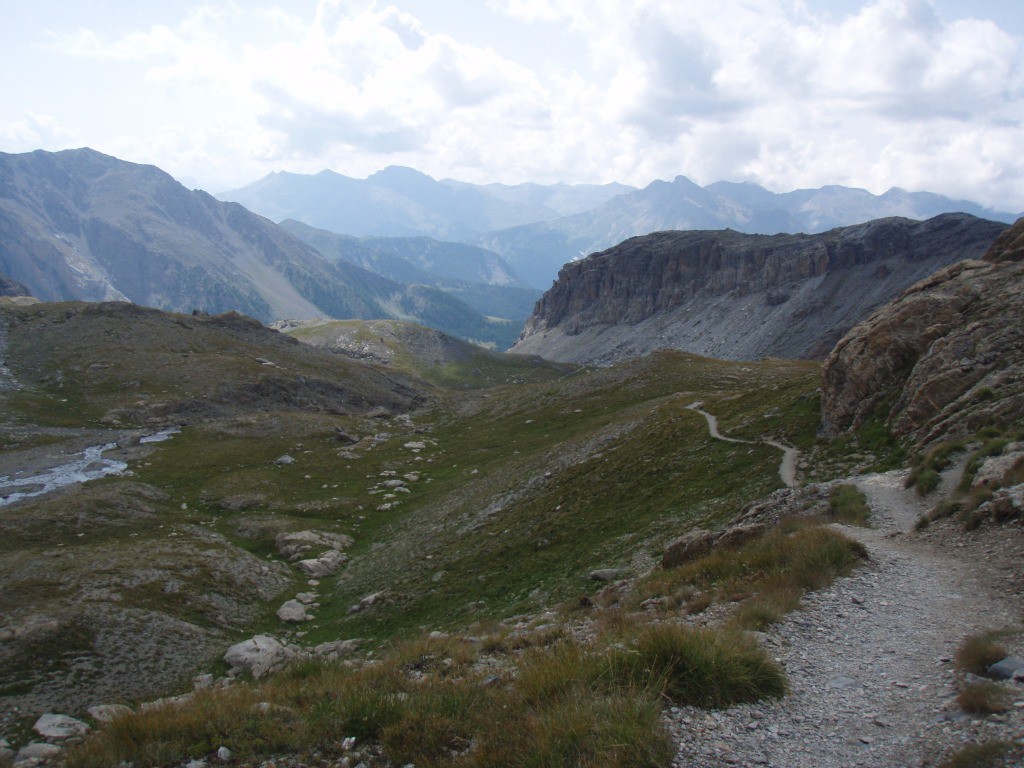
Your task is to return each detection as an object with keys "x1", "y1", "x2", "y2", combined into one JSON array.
[{"x1": 0, "y1": 155, "x2": 1022, "y2": 768}]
